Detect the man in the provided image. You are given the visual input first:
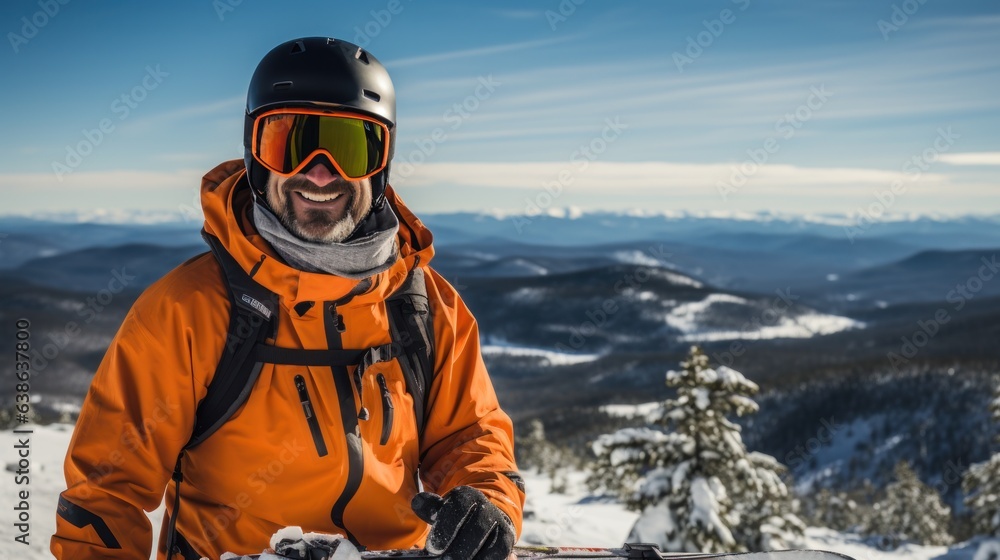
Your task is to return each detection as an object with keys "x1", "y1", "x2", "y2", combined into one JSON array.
[{"x1": 50, "y1": 37, "x2": 524, "y2": 560}]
